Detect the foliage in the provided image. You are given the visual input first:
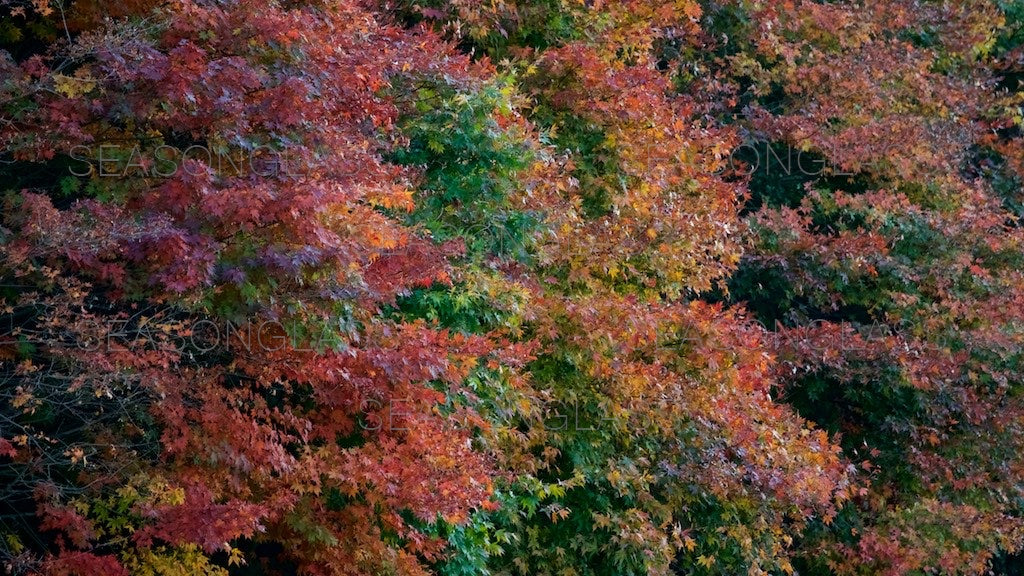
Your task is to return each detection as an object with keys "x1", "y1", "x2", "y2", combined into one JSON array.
[{"x1": 1, "y1": 0, "x2": 1023, "y2": 575}]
